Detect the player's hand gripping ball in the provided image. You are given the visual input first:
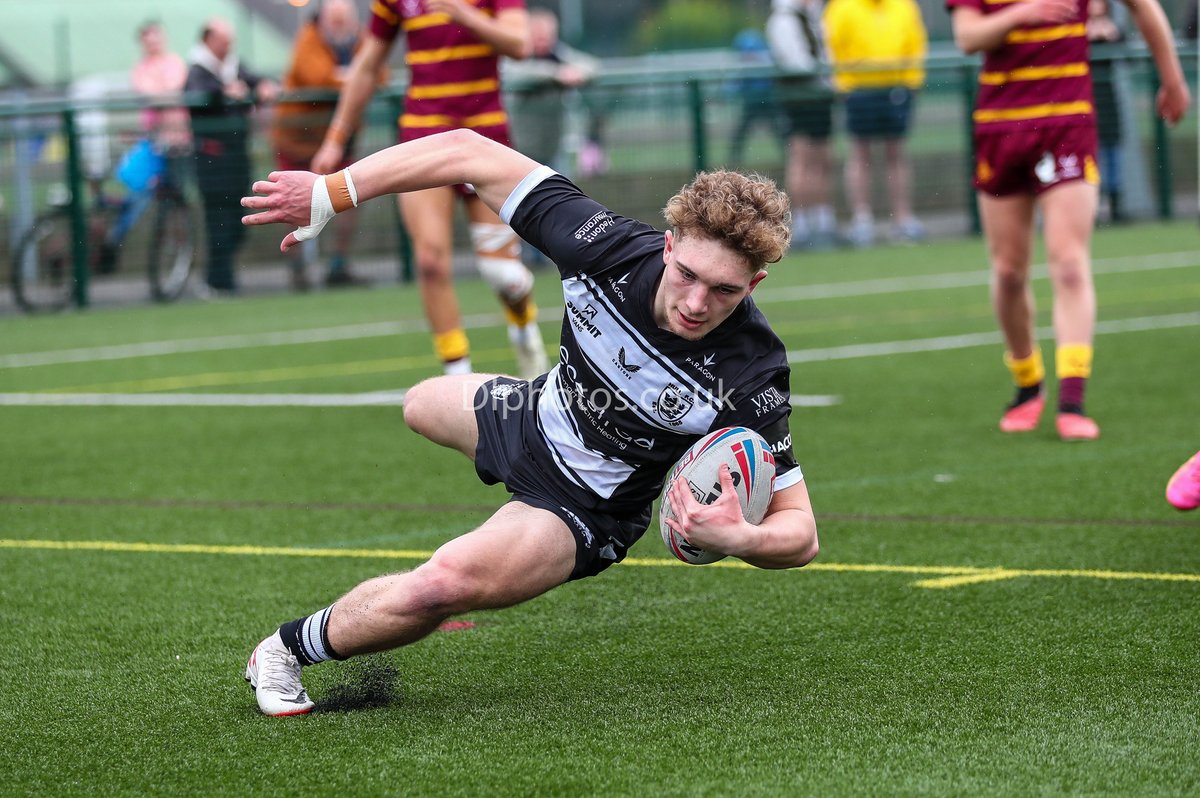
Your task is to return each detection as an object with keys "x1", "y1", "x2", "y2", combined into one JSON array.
[{"x1": 659, "y1": 427, "x2": 776, "y2": 564}]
